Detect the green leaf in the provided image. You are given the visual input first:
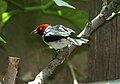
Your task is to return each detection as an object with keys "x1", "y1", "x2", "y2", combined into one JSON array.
[
  {"x1": 2, "y1": 12, "x2": 11, "y2": 23},
  {"x1": 0, "y1": 0, "x2": 7, "y2": 14},
  {"x1": 0, "y1": 36, "x2": 6, "y2": 43},
  {"x1": 118, "y1": 11, "x2": 120, "y2": 14},
  {"x1": 54, "y1": 0, "x2": 76, "y2": 9},
  {"x1": 57, "y1": 10, "x2": 62, "y2": 16}
]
